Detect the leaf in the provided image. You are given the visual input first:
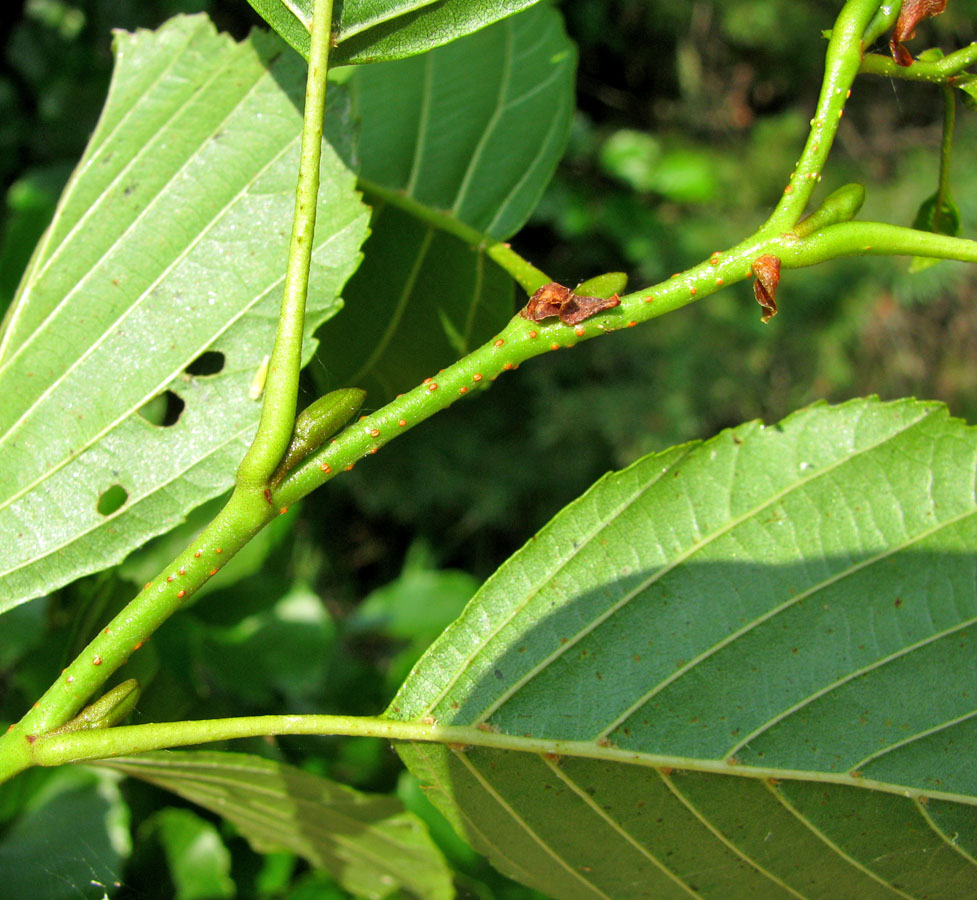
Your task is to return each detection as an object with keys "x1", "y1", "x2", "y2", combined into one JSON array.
[
  {"x1": 387, "y1": 398, "x2": 977, "y2": 899},
  {"x1": 312, "y1": 3, "x2": 575, "y2": 399},
  {"x1": 0, "y1": 16, "x2": 370, "y2": 613},
  {"x1": 312, "y1": 205, "x2": 514, "y2": 400},
  {"x1": 146, "y1": 808, "x2": 235, "y2": 900},
  {"x1": 959, "y1": 78, "x2": 977, "y2": 112},
  {"x1": 104, "y1": 750, "x2": 454, "y2": 900},
  {"x1": 0, "y1": 767, "x2": 130, "y2": 900},
  {"x1": 909, "y1": 190, "x2": 962, "y2": 273},
  {"x1": 352, "y1": 2, "x2": 576, "y2": 239},
  {"x1": 246, "y1": 0, "x2": 543, "y2": 66}
]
